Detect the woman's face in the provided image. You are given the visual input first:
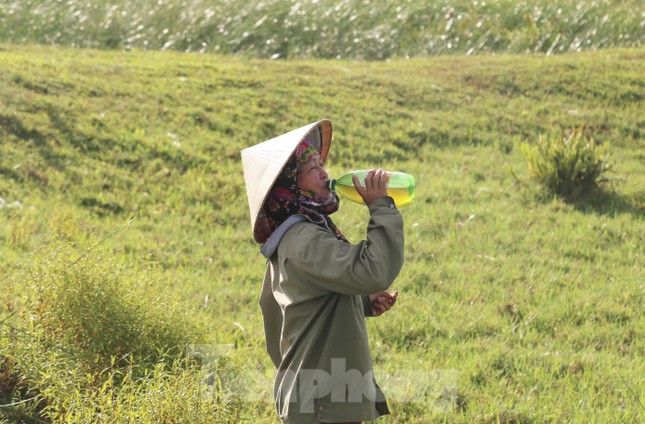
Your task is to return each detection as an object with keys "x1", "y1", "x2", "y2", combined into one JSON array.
[{"x1": 297, "y1": 152, "x2": 332, "y2": 200}]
